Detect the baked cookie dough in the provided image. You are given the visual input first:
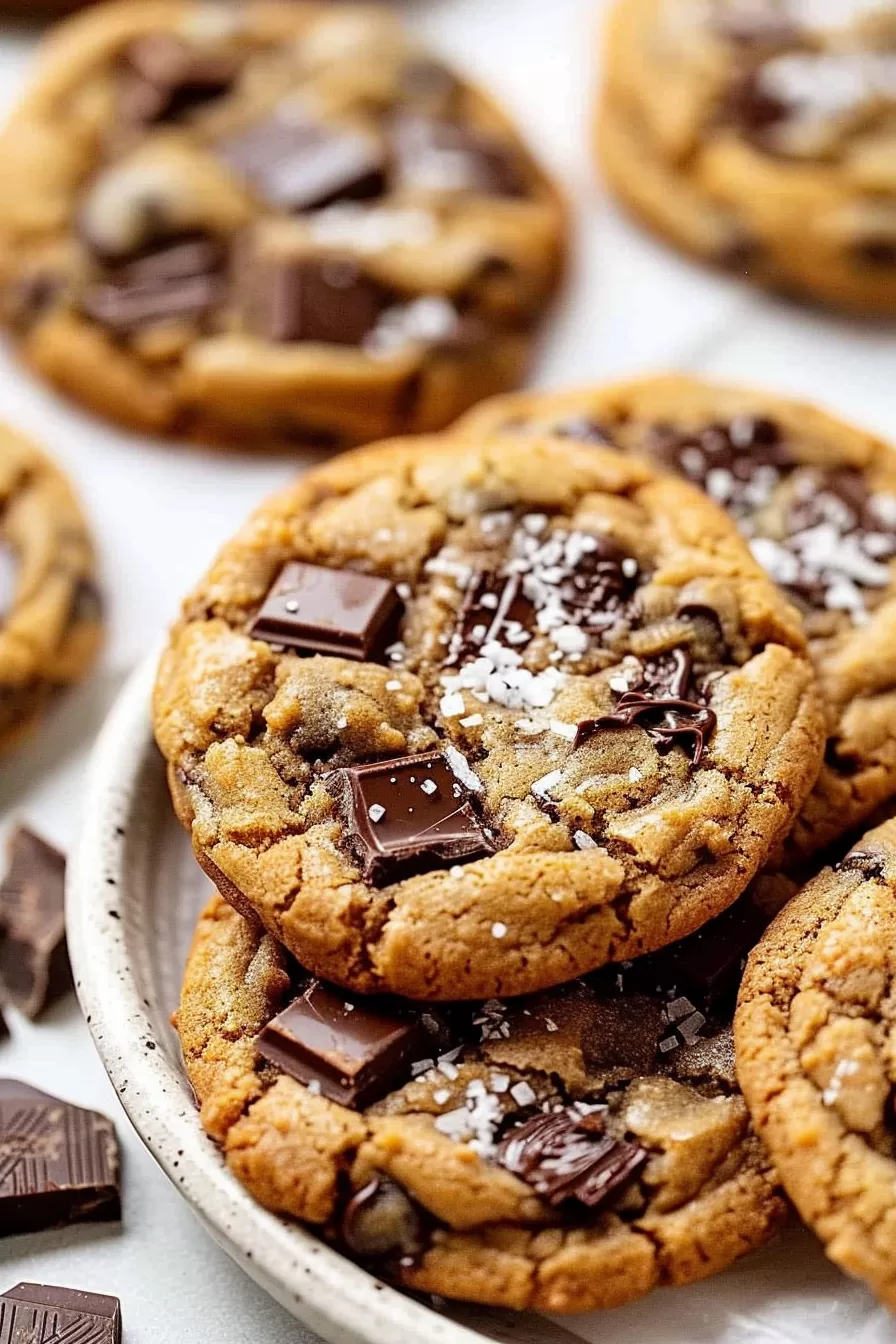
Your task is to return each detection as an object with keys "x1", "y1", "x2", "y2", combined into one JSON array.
[
  {"x1": 460, "y1": 375, "x2": 896, "y2": 863},
  {"x1": 177, "y1": 889, "x2": 786, "y2": 1313},
  {"x1": 154, "y1": 426, "x2": 824, "y2": 1001},
  {"x1": 0, "y1": 422, "x2": 101, "y2": 752},
  {"x1": 597, "y1": 0, "x2": 896, "y2": 315},
  {"x1": 735, "y1": 817, "x2": 896, "y2": 1309},
  {"x1": 0, "y1": 1, "x2": 564, "y2": 450}
]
